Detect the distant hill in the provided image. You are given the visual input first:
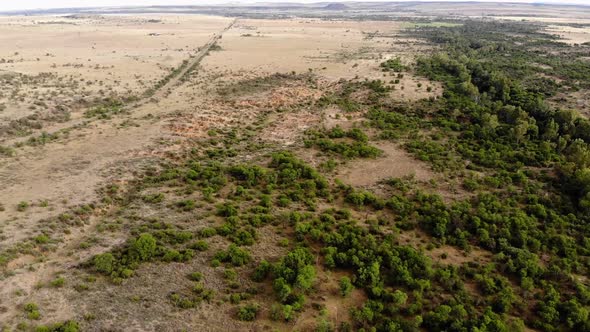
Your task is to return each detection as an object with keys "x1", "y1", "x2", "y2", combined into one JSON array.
[
  {"x1": 2, "y1": 1, "x2": 589, "y2": 16},
  {"x1": 323, "y1": 3, "x2": 349, "y2": 11}
]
